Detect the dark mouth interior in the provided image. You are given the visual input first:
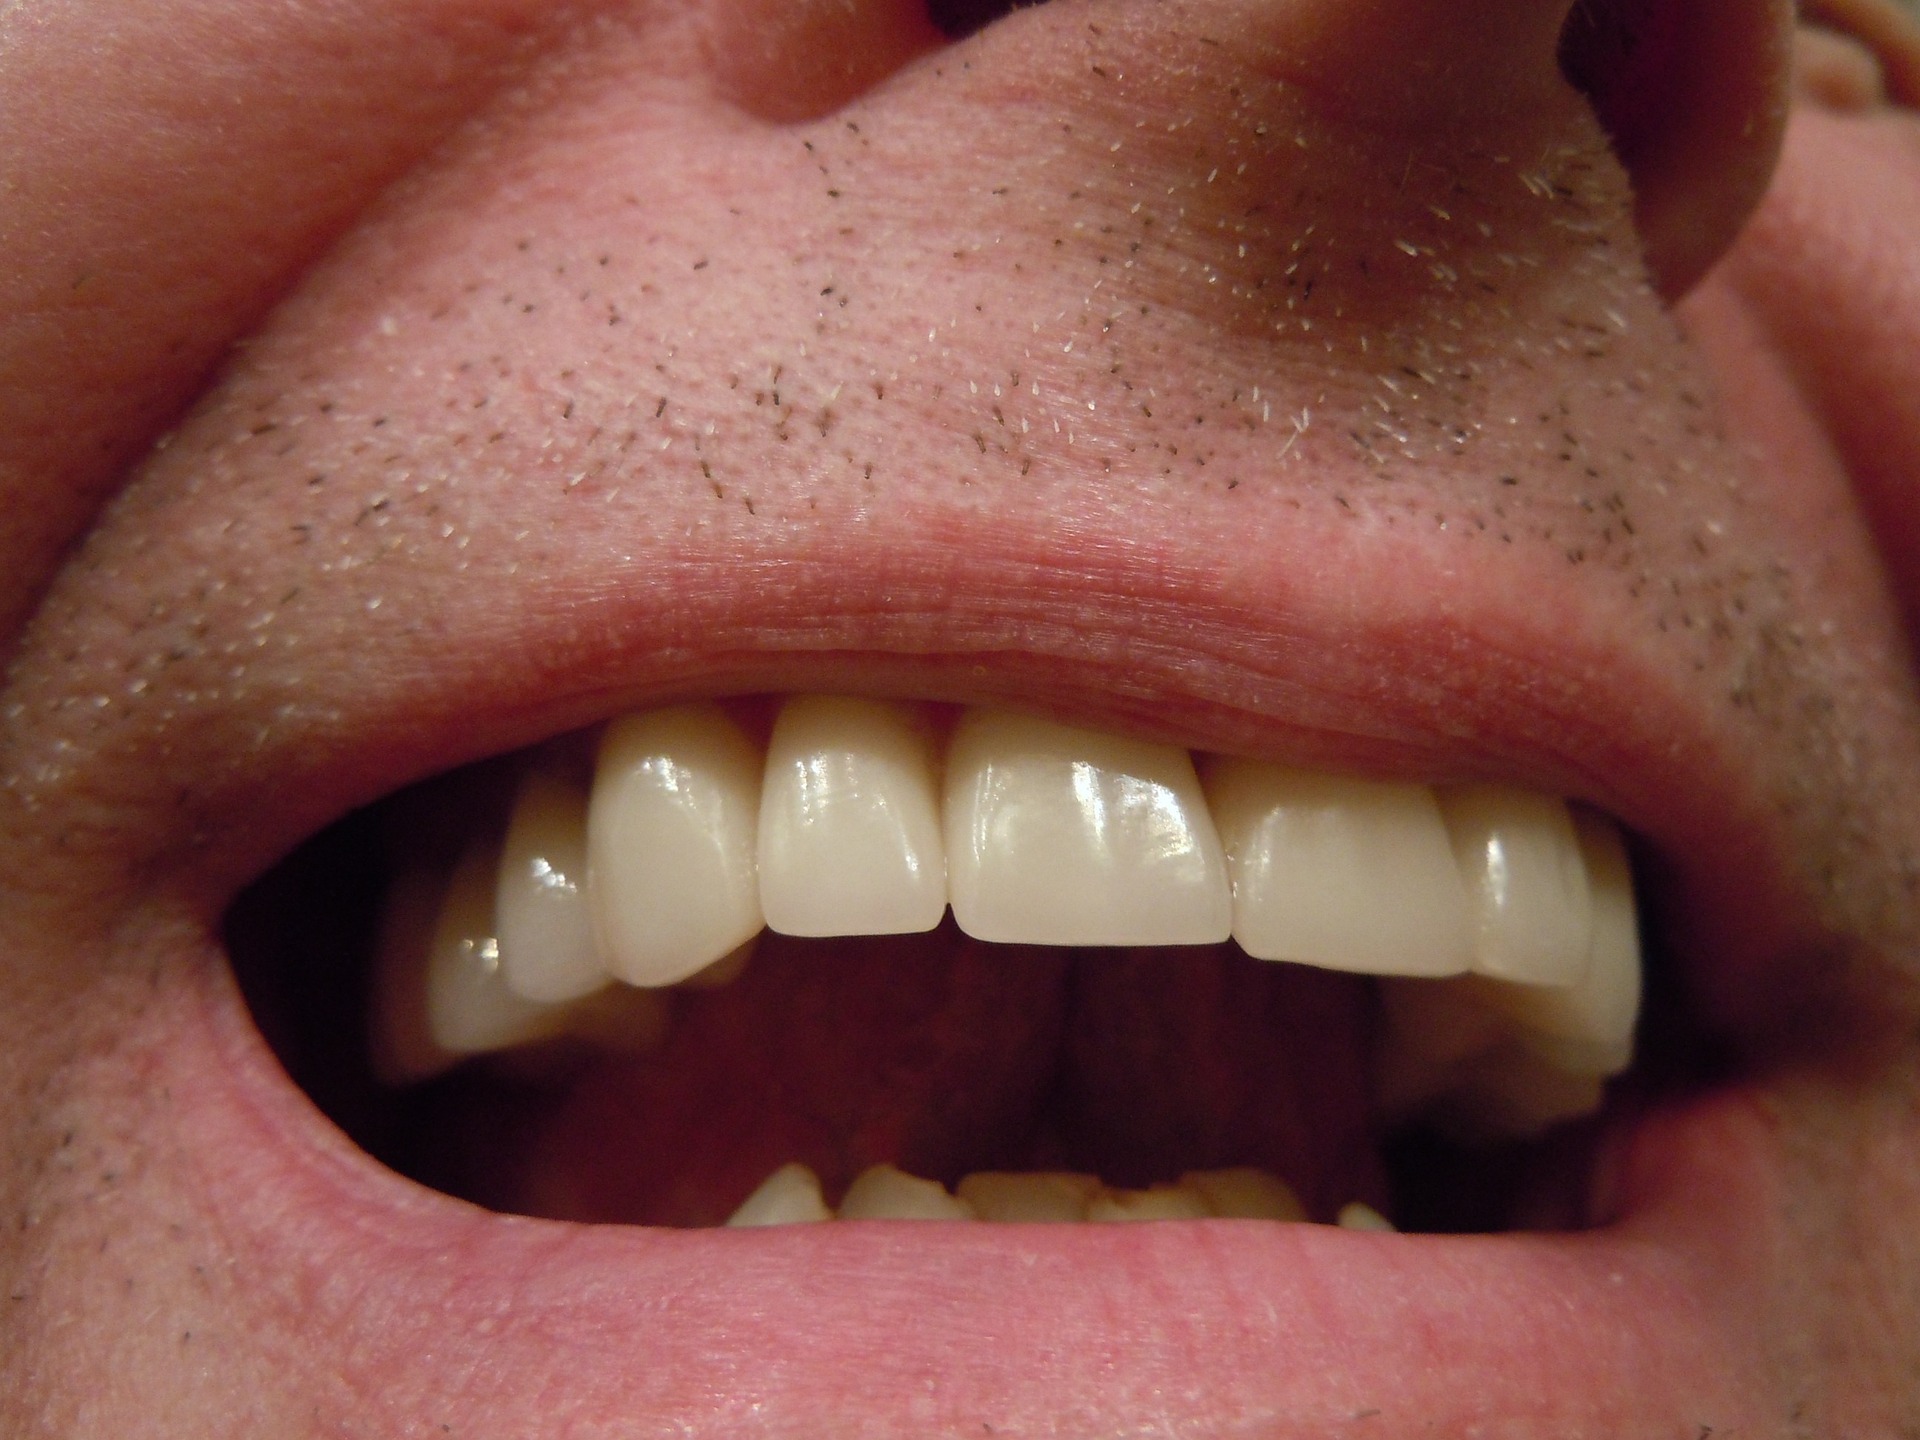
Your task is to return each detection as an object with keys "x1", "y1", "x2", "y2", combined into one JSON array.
[{"x1": 224, "y1": 709, "x2": 1715, "y2": 1238}]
